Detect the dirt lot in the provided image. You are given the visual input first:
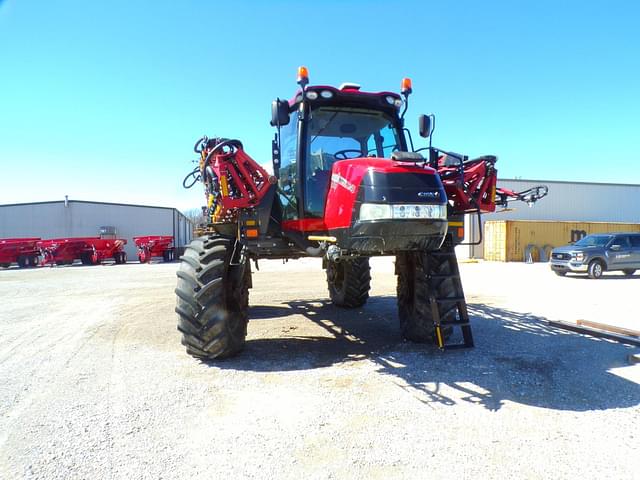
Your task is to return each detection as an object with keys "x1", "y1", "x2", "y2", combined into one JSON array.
[{"x1": 1, "y1": 258, "x2": 639, "y2": 479}]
